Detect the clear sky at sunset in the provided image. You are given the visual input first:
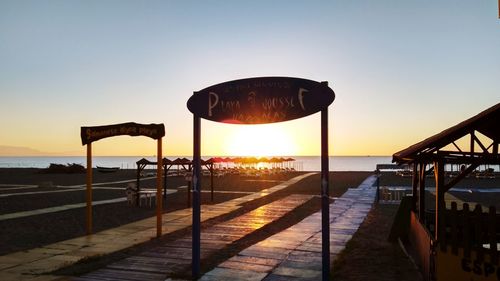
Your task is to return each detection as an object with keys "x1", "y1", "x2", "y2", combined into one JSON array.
[{"x1": 0, "y1": 1, "x2": 499, "y2": 157}]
